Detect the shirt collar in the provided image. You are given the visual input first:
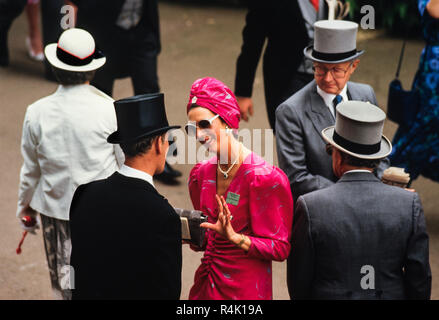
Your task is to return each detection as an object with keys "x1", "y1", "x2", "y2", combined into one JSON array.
[
  {"x1": 344, "y1": 169, "x2": 373, "y2": 174},
  {"x1": 316, "y1": 84, "x2": 349, "y2": 117},
  {"x1": 118, "y1": 164, "x2": 155, "y2": 188}
]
